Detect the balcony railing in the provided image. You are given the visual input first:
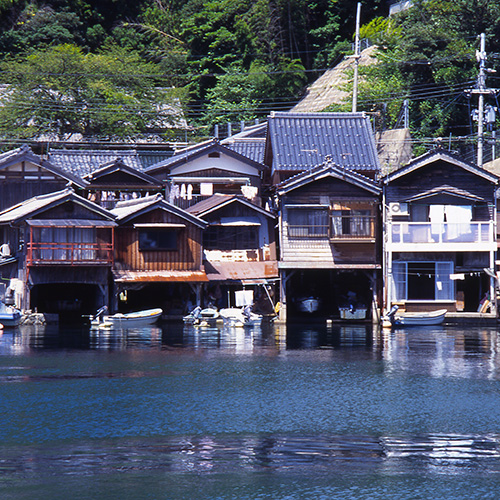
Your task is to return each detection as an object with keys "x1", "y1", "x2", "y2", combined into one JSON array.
[
  {"x1": 390, "y1": 221, "x2": 494, "y2": 245},
  {"x1": 287, "y1": 215, "x2": 376, "y2": 240},
  {"x1": 27, "y1": 242, "x2": 114, "y2": 265}
]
